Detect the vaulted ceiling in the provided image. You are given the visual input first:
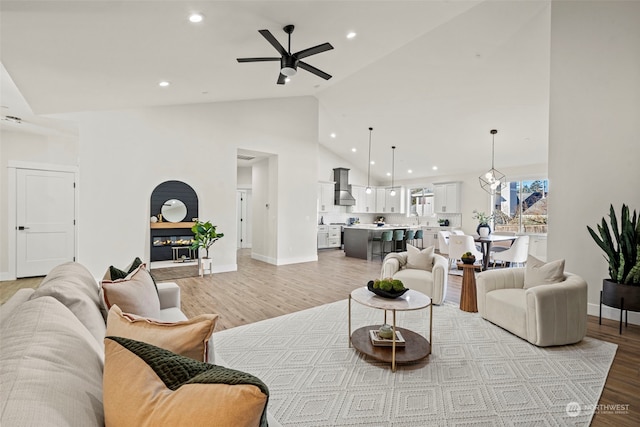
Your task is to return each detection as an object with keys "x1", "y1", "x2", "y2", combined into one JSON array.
[{"x1": 0, "y1": 0, "x2": 551, "y2": 181}]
